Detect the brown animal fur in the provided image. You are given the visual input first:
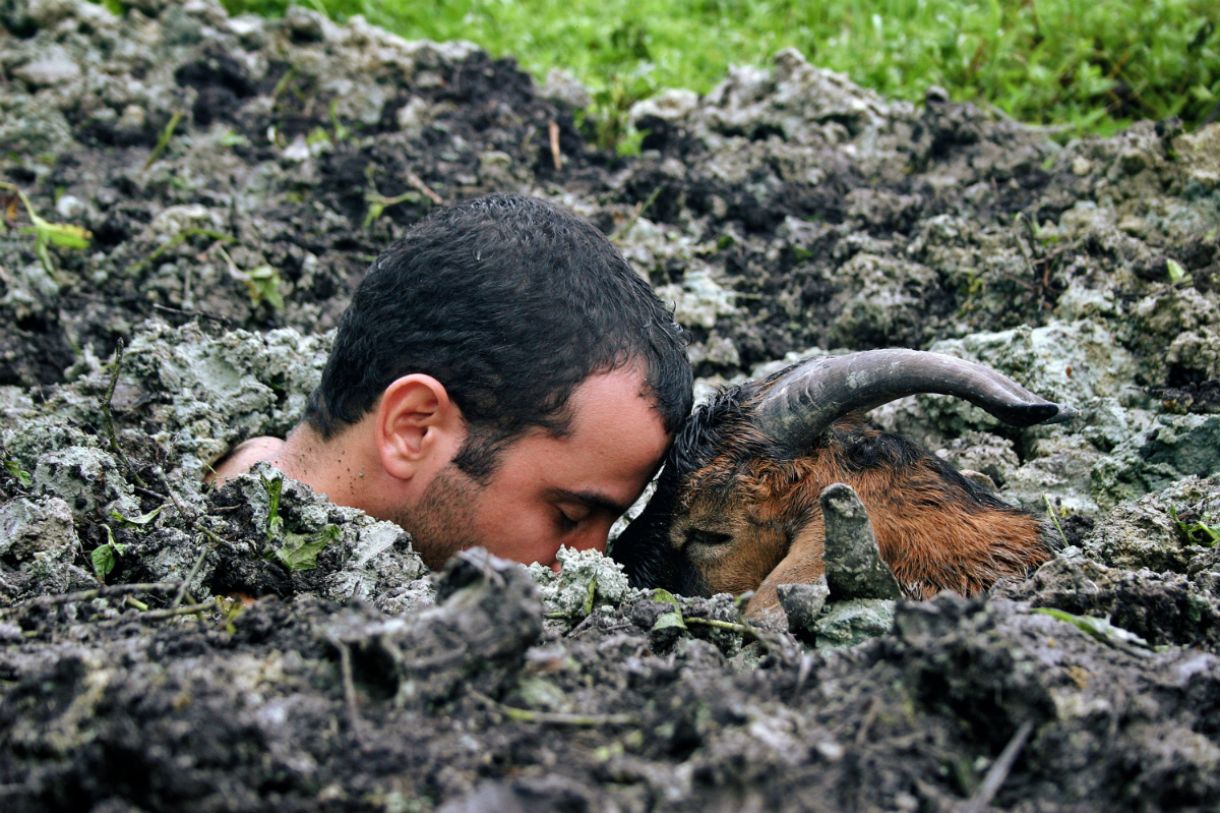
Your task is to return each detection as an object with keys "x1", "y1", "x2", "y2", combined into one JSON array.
[{"x1": 665, "y1": 417, "x2": 1049, "y2": 619}]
